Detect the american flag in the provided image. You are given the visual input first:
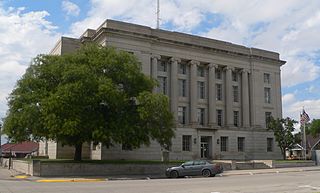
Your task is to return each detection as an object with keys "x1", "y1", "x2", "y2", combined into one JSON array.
[{"x1": 300, "y1": 109, "x2": 310, "y2": 124}]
